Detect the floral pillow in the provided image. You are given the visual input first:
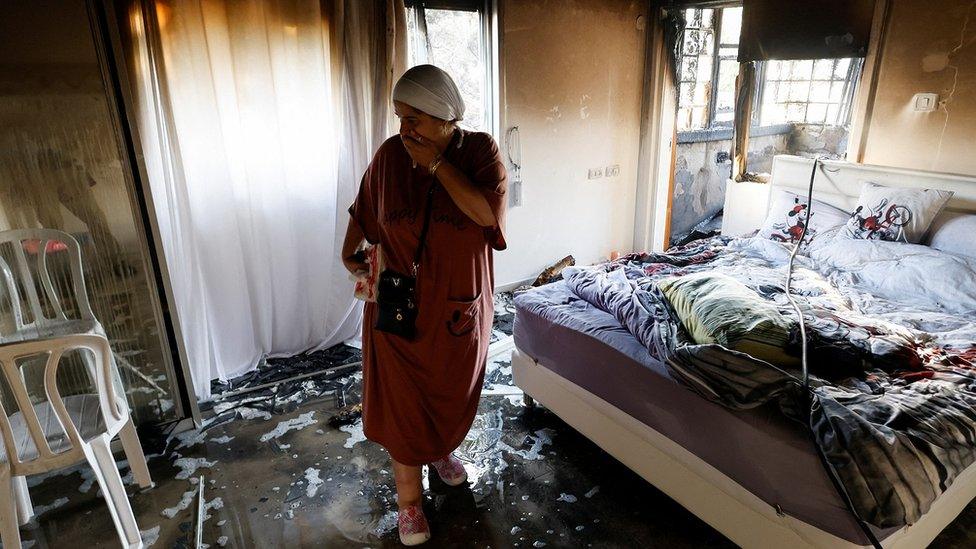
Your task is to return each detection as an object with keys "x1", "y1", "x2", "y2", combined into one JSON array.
[
  {"x1": 838, "y1": 182, "x2": 953, "y2": 243},
  {"x1": 758, "y1": 190, "x2": 850, "y2": 249}
]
